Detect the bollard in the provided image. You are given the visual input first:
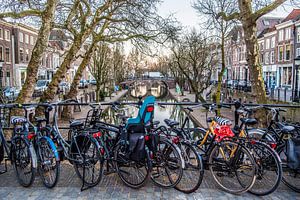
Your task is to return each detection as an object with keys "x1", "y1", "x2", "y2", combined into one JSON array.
[{"x1": 277, "y1": 88, "x2": 280, "y2": 101}]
